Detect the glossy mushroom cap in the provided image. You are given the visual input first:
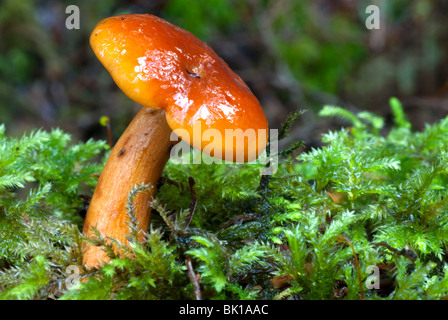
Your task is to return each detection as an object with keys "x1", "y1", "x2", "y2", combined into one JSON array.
[{"x1": 90, "y1": 14, "x2": 268, "y2": 162}]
